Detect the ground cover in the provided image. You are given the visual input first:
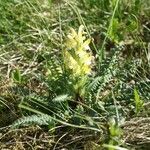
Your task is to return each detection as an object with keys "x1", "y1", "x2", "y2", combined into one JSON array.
[{"x1": 0, "y1": 0, "x2": 150, "y2": 149}]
